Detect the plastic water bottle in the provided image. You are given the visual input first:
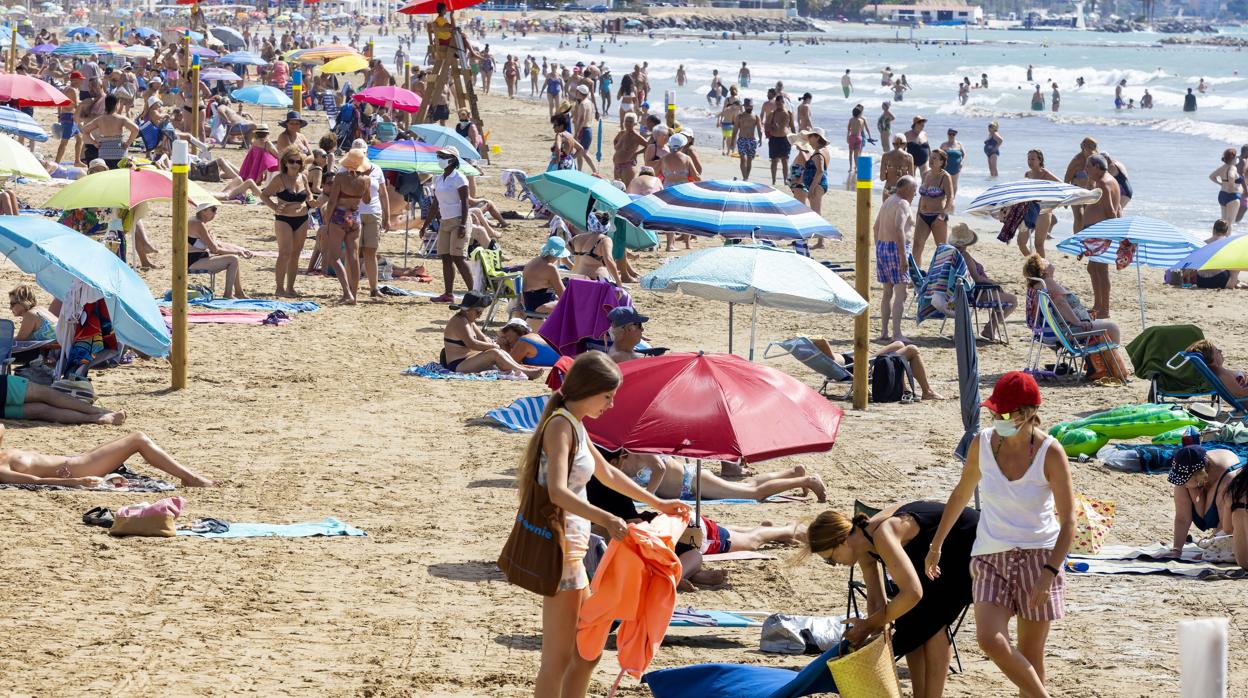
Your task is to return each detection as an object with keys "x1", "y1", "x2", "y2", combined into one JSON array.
[{"x1": 1181, "y1": 426, "x2": 1201, "y2": 447}]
